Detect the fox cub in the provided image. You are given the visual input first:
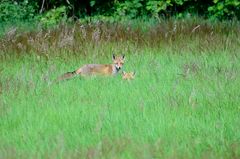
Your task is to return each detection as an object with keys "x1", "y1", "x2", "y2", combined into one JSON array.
[
  {"x1": 122, "y1": 71, "x2": 135, "y2": 80},
  {"x1": 56, "y1": 54, "x2": 125, "y2": 82}
]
